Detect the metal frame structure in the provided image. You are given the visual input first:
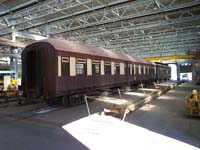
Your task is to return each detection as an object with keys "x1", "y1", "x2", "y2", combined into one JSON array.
[{"x1": 0, "y1": 0, "x2": 199, "y2": 58}]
